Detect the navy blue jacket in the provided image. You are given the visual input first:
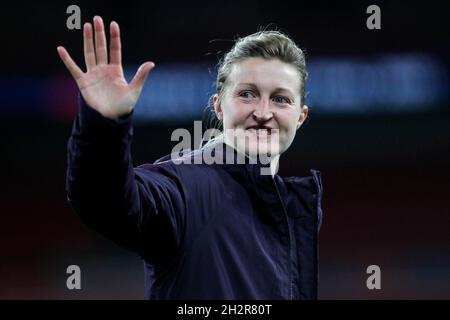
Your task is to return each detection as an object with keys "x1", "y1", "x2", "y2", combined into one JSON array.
[{"x1": 66, "y1": 95, "x2": 324, "y2": 300}]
